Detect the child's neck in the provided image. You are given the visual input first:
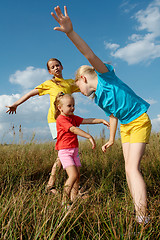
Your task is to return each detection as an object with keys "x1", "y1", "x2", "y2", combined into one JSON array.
[
  {"x1": 55, "y1": 74, "x2": 63, "y2": 79},
  {"x1": 61, "y1": 112, "x2": 73, "y2": 117}
]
